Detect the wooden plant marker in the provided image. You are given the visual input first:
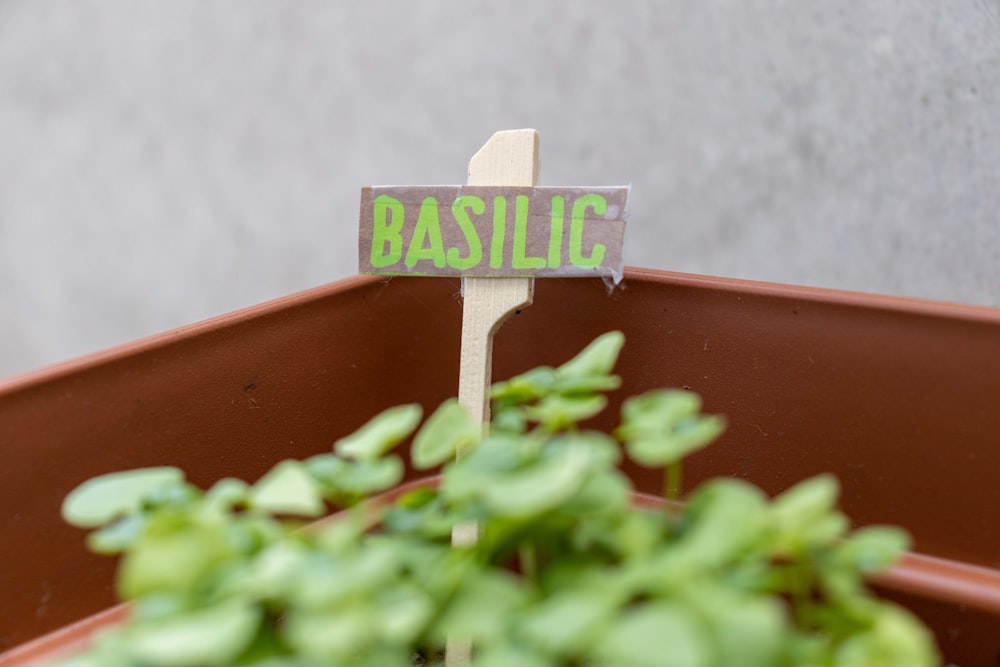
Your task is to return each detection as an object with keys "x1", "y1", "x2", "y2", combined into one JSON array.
[
  {"x1": 458, "y1": 129, "x2": 538, "y2": 427},
  {"x1": 456, "y1": 128, "x2": 538, "y2": 508},
  {"x1": 359, "y1": 128, "x2": 628, "y2": 430},
  {"x1": 358, "y1": 128, "x2": 628, "y2": 664},
  {"x1": 449, "y1": 130, "x2": 537, "y2": 665}
]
